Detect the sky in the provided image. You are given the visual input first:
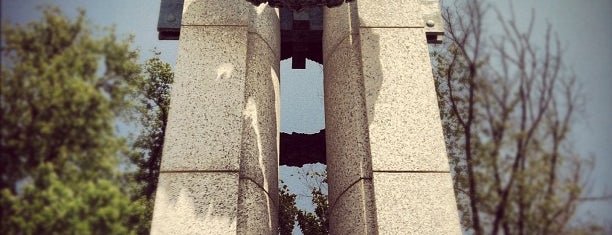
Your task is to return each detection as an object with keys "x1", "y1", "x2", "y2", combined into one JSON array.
[{"x1": 2, "y1": 0, "x2": 611, "y2": 231}]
